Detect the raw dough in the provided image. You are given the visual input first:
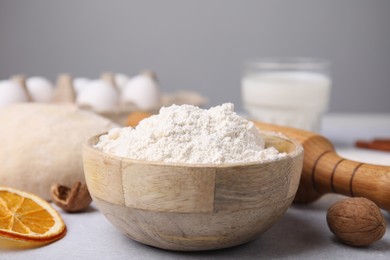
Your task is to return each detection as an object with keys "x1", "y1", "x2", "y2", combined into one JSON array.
[{"x1": 0, "y1": 103, "x2": 117, "y2": 200}]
